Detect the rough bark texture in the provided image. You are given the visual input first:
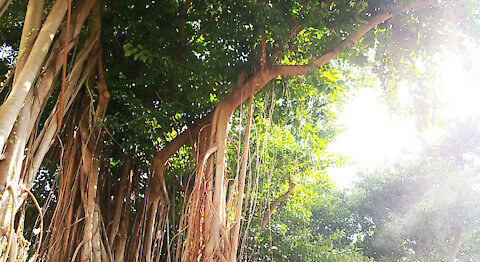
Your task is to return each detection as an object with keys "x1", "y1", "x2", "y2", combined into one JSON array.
[
  {"x1": 0, "y1": 0, "x2": 67, "y2": 154},
  {"x1": 45, "y1": 48, "x2": 110, "y2": 261}
]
